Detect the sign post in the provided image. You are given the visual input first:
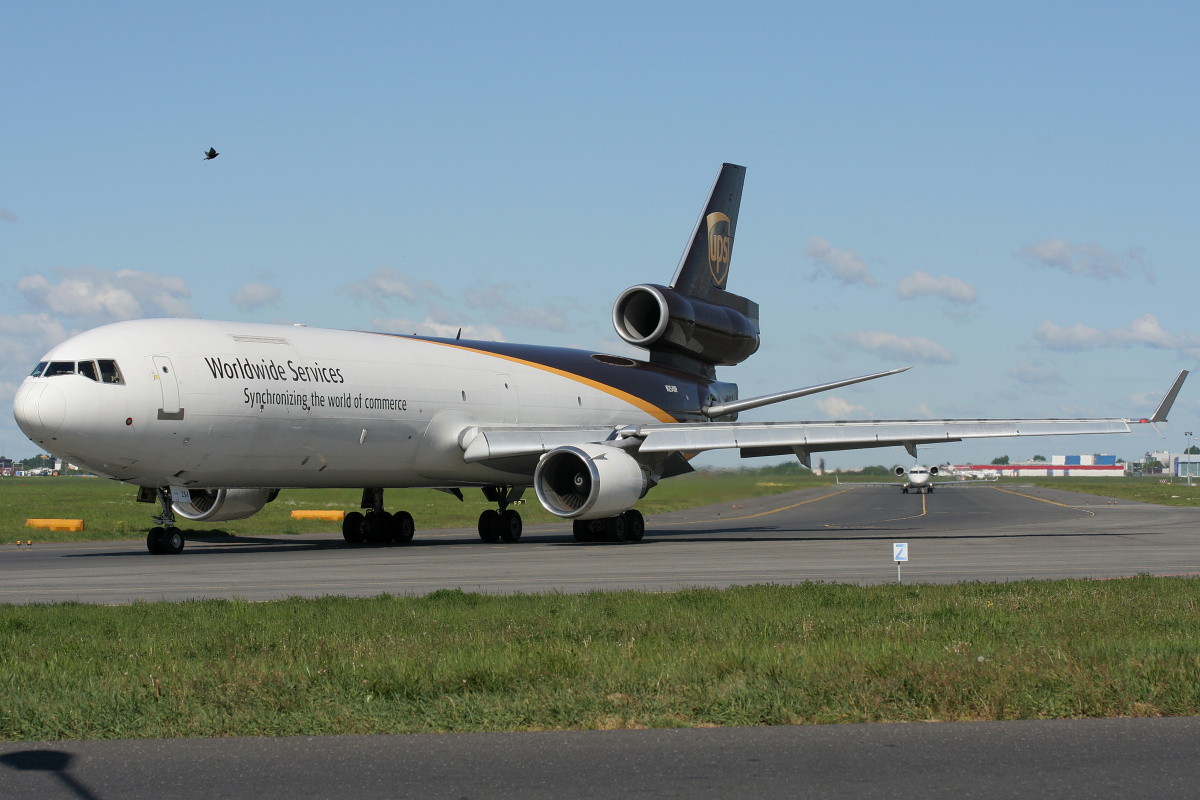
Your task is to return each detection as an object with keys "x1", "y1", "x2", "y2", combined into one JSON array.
[{"x1": 893, "y1": 542, "x2": 908, "y2": 584}]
